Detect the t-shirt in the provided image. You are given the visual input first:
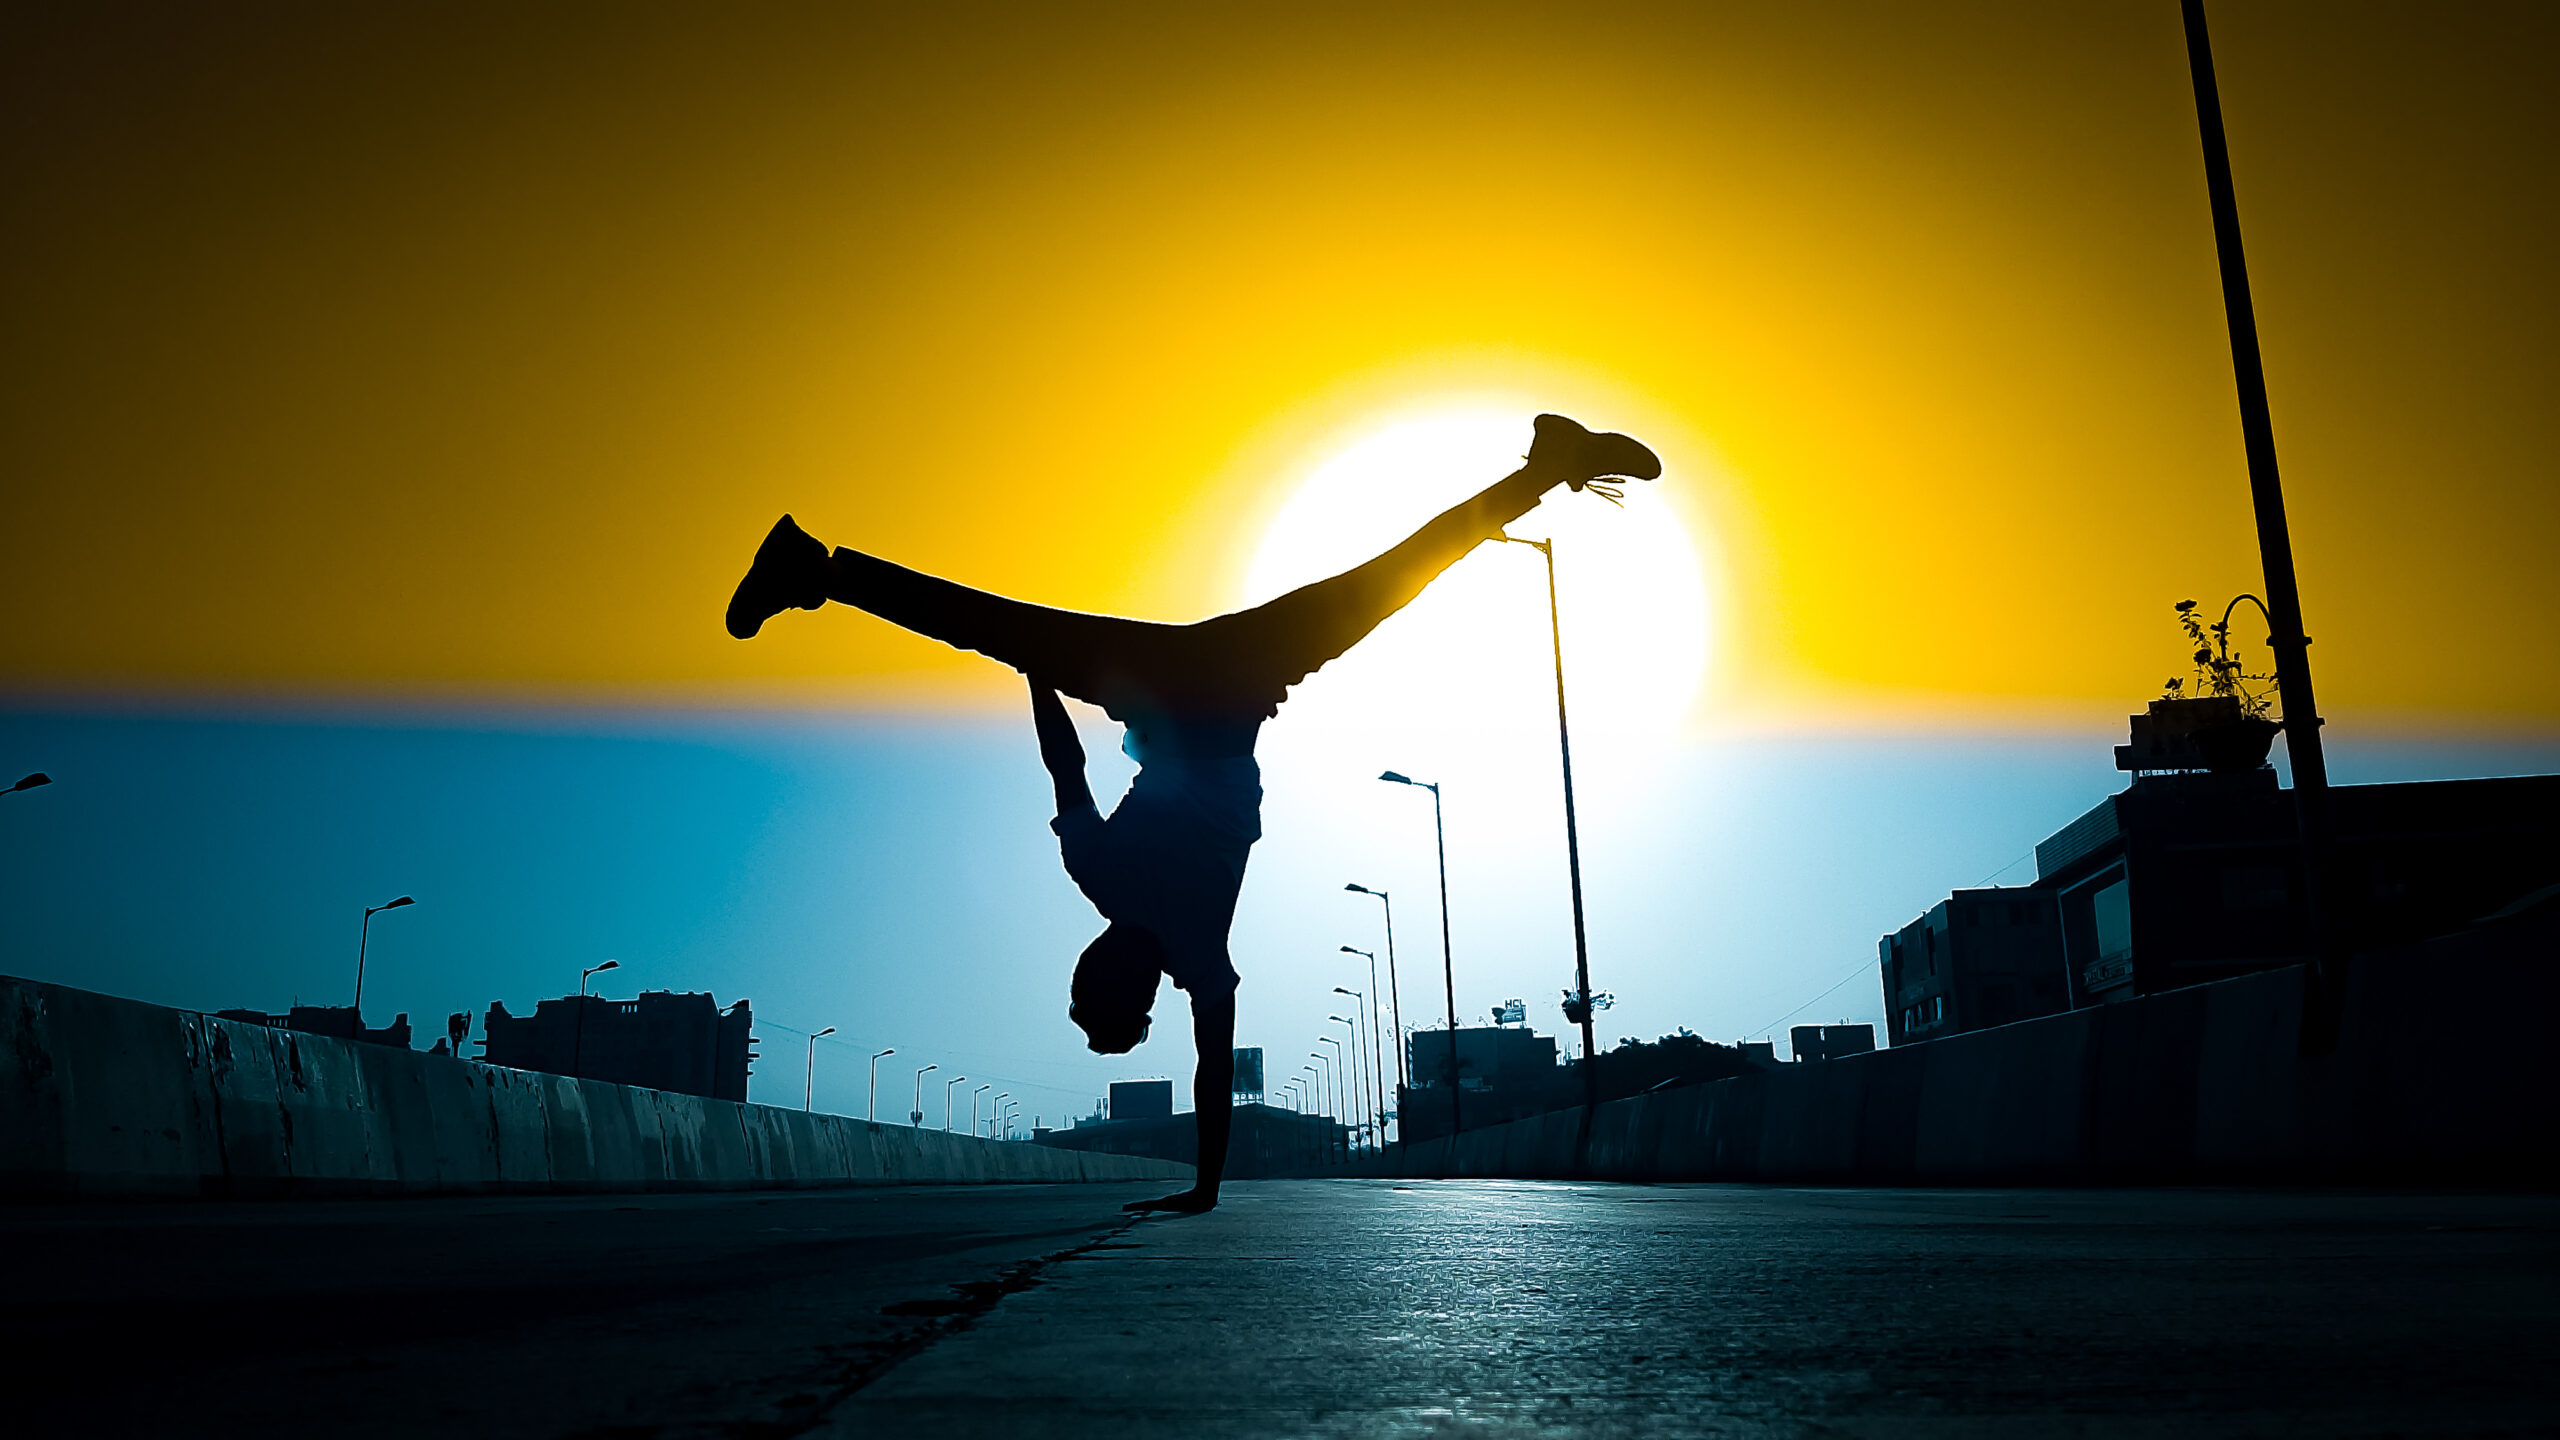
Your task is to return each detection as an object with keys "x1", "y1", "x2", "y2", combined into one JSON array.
[{"x1": 1050, "y1": 753, "x2": 1263, "y2": 995}]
